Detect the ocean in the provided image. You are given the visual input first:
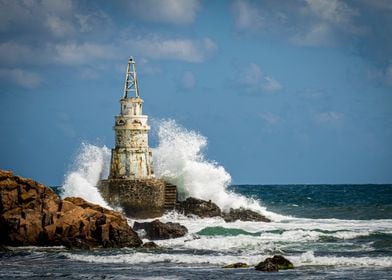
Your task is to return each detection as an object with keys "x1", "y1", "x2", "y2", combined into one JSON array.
[
  {"x1": 1, "y1": 184, "x2": 391, "y2": 279},
  {"x1": 1, "y1": 121, "x2": 391, "y2": 279}
]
